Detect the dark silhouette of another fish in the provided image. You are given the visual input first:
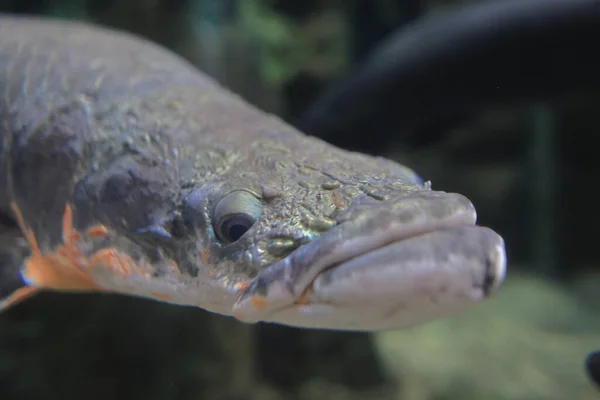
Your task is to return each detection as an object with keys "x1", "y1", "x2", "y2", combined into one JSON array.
[{"x1": 586, "y1": 351, "x2": 600, "y2": 389}]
